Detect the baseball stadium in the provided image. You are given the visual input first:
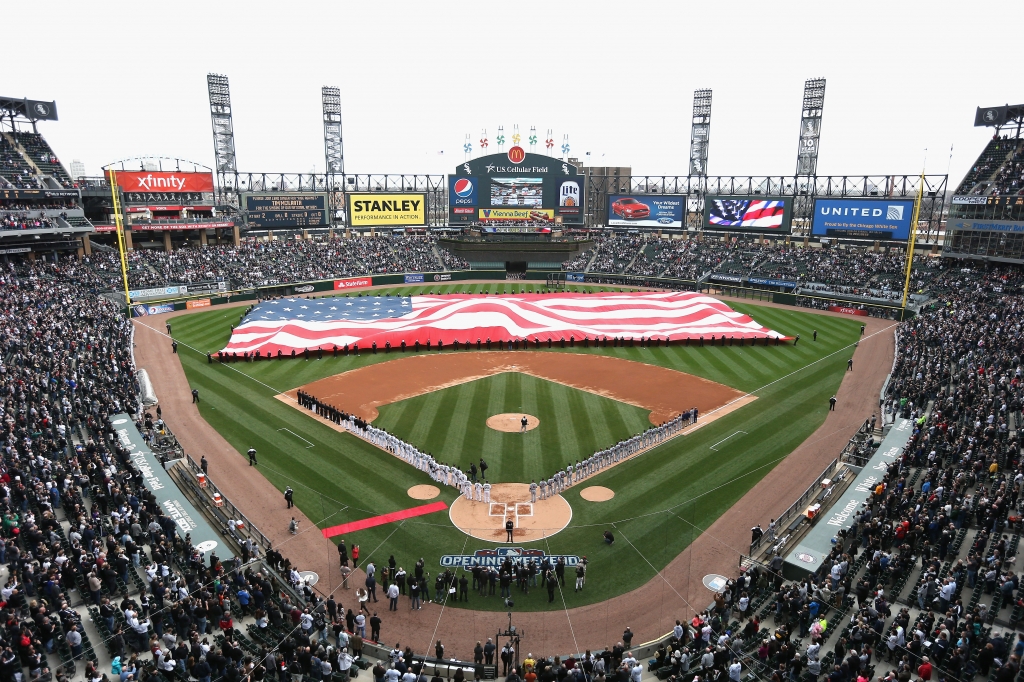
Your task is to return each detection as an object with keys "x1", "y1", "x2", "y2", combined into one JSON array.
[{"x1": 3, "y1": 8, "x2": 1024, "y2": 682}]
